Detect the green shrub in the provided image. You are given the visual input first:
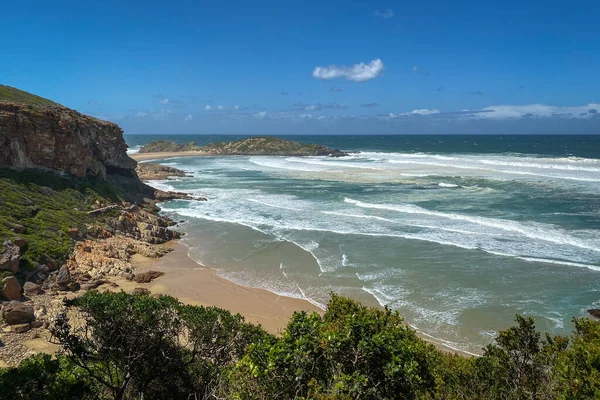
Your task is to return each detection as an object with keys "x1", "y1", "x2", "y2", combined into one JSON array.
[
  {"x1": 0, "y1": 353, "x2": 94, "y2": 399},
  {"x1": 230, "y1": 293, "x2": 440, "y2": 399},
  {"x1": 2, "y1": 291, "x2": 600, "y2": 400}
]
